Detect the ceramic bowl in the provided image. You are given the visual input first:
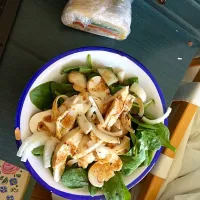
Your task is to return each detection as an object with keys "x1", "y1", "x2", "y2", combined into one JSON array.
[{"x1": 15, "y1": 47, "x2": 166, "y2": 200}]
